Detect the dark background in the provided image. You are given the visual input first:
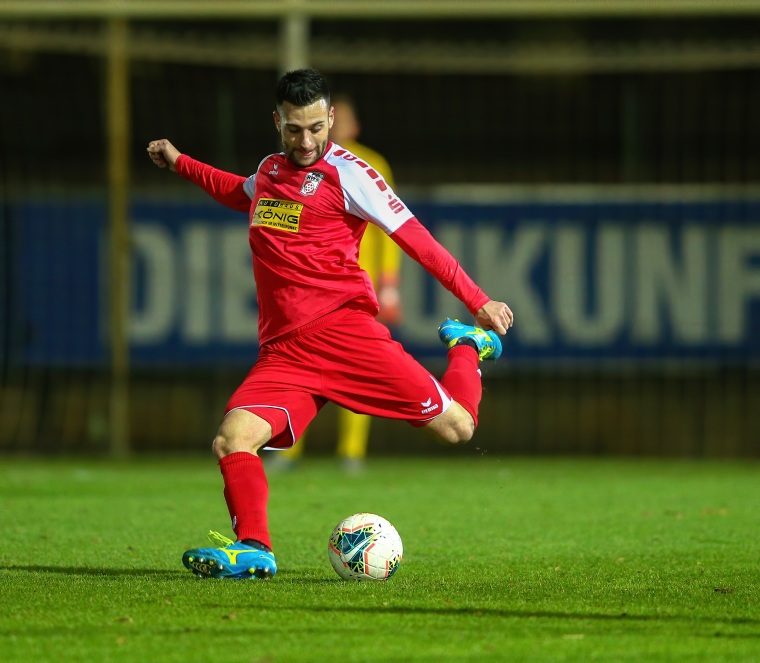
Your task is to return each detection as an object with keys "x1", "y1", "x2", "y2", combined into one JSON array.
[{"x1": 1, "y1": 14, "x2": 758, "y2": 457}]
